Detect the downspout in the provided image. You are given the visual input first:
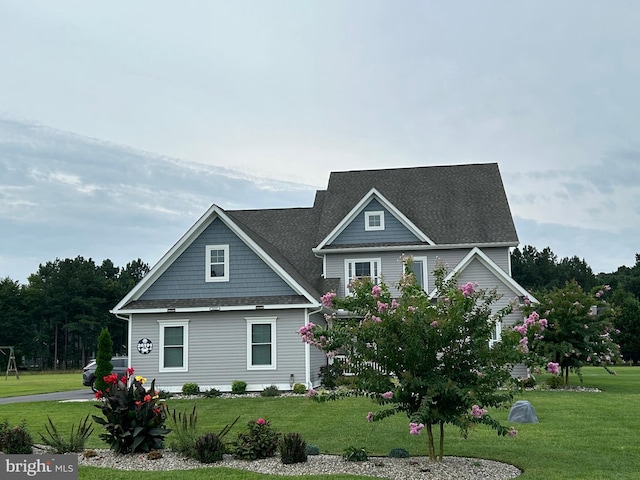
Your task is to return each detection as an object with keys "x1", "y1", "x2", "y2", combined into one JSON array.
[
  {"x1": 114, "y1": 312, "x2": 132, "y2": 367},
  {"x1": 305, "y1": 305, "x2": 323, "y2": 388}
]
